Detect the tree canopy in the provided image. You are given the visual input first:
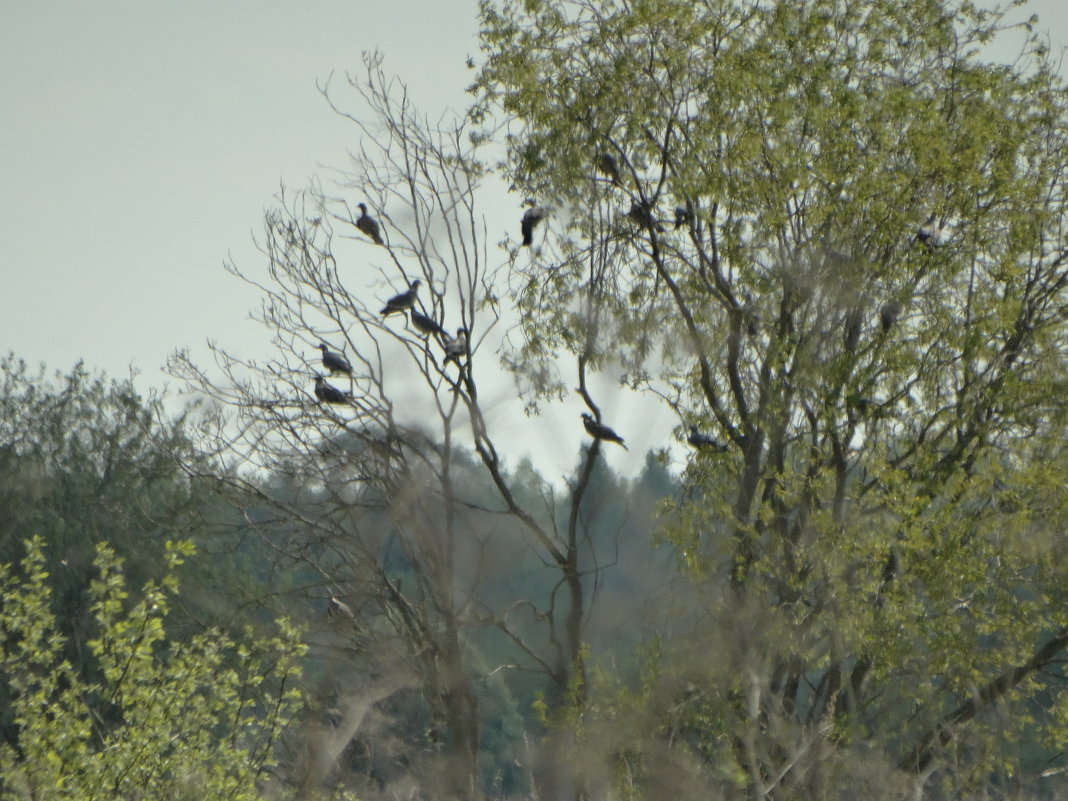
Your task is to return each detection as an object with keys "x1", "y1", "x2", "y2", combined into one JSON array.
[{"x1": 474, "y1": 0, "x2": 1068, "y2": 797}]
